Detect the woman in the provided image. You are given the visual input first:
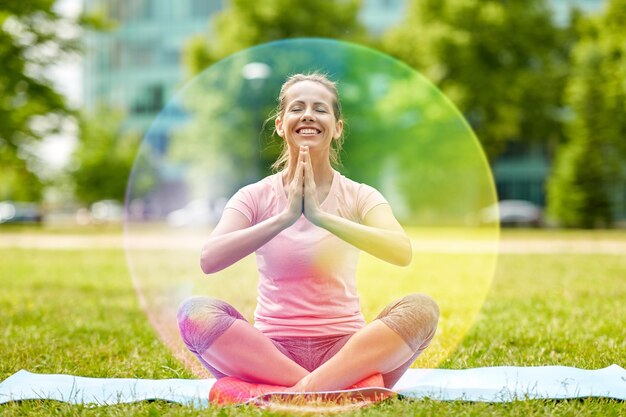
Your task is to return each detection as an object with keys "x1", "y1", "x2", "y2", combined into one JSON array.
[{"x1": 178, "y1": 72, "x2": 439, "y2": 401}]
